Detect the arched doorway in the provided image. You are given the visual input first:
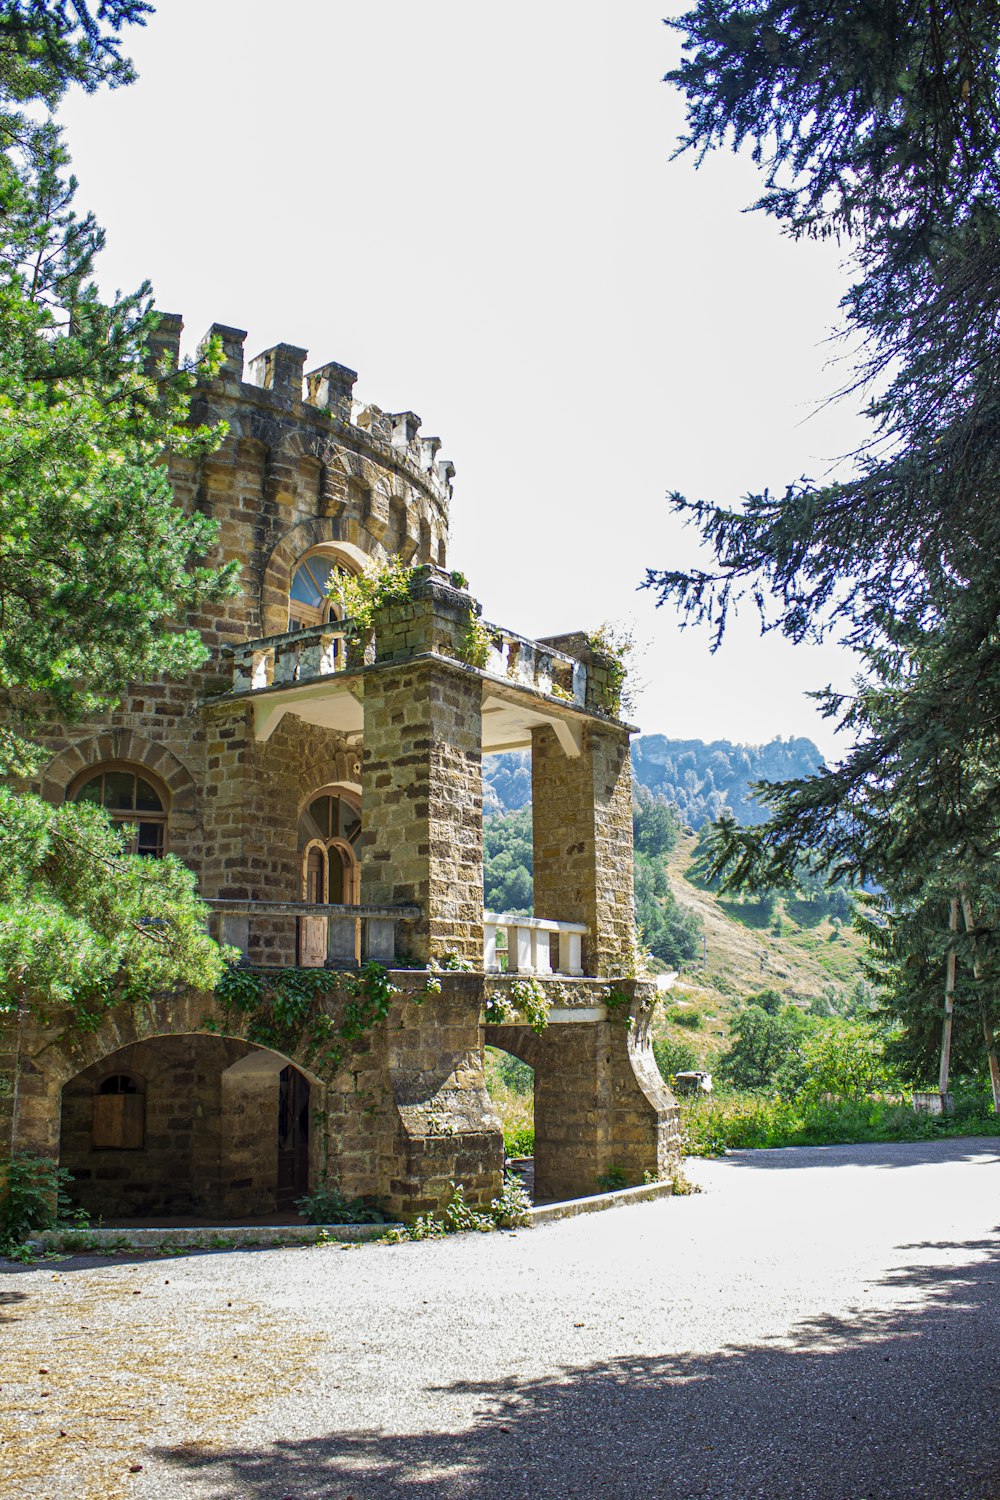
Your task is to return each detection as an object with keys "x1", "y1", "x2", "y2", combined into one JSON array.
[
  {"x1": 58, "y1": 1035, "x2": 315, "y2": 1224},
  {"x1": 298, "y1": 787, "x2": 361, "y2": 966}
]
